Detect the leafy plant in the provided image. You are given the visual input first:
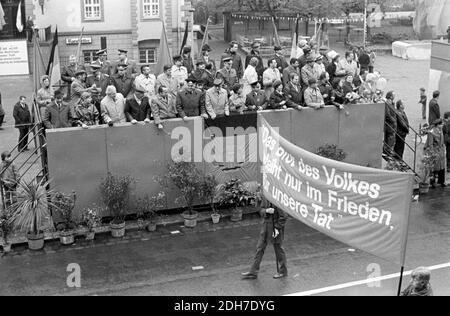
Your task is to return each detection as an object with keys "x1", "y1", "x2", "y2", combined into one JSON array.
[
  {"x1": 316, "y1": 144, "x2": 347, "y2": 162},
  {"x1": 99, "y1": 173, "x2": 135, "y2": 224},
  {"x1": 81, "y1": 206, "x2": 103, "y2": 232},
  {"x1": 217, "y1": 179, "x2": 256, "y2": 210},
  {"x1": 201, "y1": 175, "x2": 219, "y2": 214},
  {"x1": 53, "y1": 191, "x2": 77, "y2": 232},
  {"x1": 420, "y1": 148, "x2": 441, "y2": 184},
  {"x1": 9, "y1": 180, "x2": 56, "y2": 235},
  {"x1": 0, "y1": 210, "x2": 14, "y2": 244},
  {"x1": 135, "y1": 192, "x2": 166, "y2": 223}
]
